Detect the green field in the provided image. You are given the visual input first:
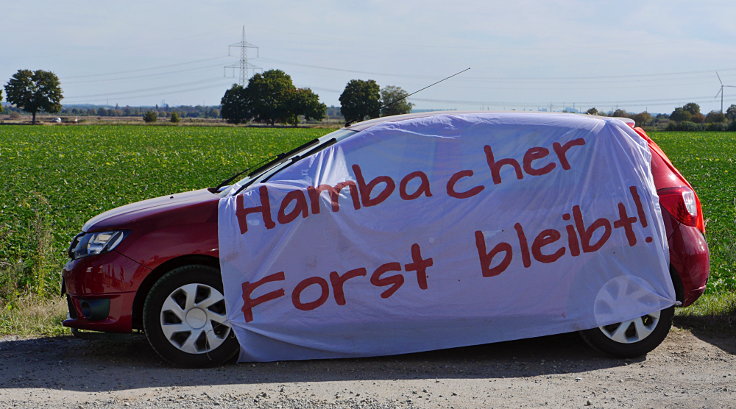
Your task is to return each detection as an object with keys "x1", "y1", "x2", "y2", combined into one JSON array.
[
  {"x1": 0, "y1": 126, "x2": 734, "y2": 305},
  {"x1": 0, "y1": 125, "x2": 330, "y2": 300}
]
